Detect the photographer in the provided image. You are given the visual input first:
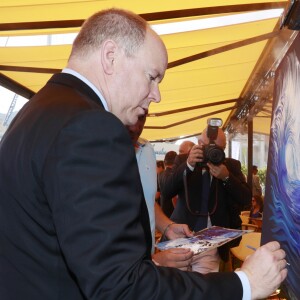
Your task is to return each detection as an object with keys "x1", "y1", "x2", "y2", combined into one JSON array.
[{"x1": 160, "y1": 119, "x2": 251, "y2": 273}]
